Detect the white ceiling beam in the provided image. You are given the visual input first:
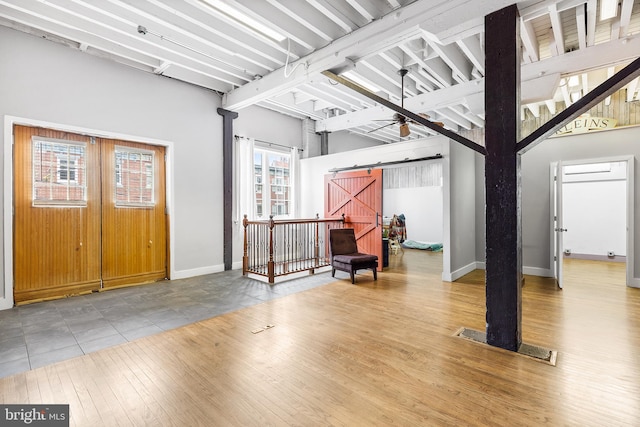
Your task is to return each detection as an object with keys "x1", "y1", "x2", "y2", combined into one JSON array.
[
  {"x1": 626, "y1": 77, "x2": 639, "y2": 102},
  {"x1": 223, "y1": 0, "x2": 315, "y2": 51},
  {"x1": 353, "y1": 61, "x2": 404, "y2": 99},
  {"x1": 605, "y1": 66, "x2": 615, "y2": 105},
  {"x1": 521, "y1": 32, "x2": 640, "y2": 80},
  {"x1": 313, "y1": 80, "x2": 378, "y2": 108},
  {"x1": 0, "y1": 3, "x2": 160, "y2": 68},
  {"x1": 344, "y1": 0, "x2": 376, "y2": 22},
  {"x1": 258, "y1": 94, "x2": 326, "y2": 120},
  {"x1": 526, "y1": 103, "x2": 541, "y2": 118},
  {"x1": 437, "y1": 107, "x2": 472, "y2": 130},
  {"x1": 318, "y1": 33, "x2": 640, "y2": 133},
  {"x1": 520, "y1": 17, "x2": 539, "y2": 63},
  {"x1": 11, "y1": 0, "x2": 250, "y2": 86},
  {"x1": 421, "y1": 31, "x2": 473, "y2": 82},
  {"x1": 548, "y1": 3, "x2": 565, "y2": 55},
  {"x1": 560, "y1": 80, "x2": 572, "y2": 107},
  {"x1": 349, "y1": 127, "x2": 395, "y2": 144},
  {"x1": 106, "y1": 0, "x2": 271, "y2": 75},
  {"x1": 263, "y1": 0, "x2": 341, "y2": 42},
  {"x1": 148, "y1": 0, "x2": 286, "y2": 70},
  {"x1": 518, "y1": 0, "x2": 586, "y2": 21},
  {"x1": 575, "y1": 4, "x2": 587, "y2": 50},
  {"x1": 153, "y1": 61, "x2": 171, "y2": 74},
  {"x1": 293, "y1": 90, "x2": 315, "y2": 104},
  {"x1": 398, "y1": 44, "x2": 445, "y2": 89},
  {"x1": 456, "y1": 34, "x2": 484, "y2": 76},
  {"x1": 545, "y1": 100, "x2": 557, "y2": 114},
  {"x1": 581, "y1": 72, "x2": 589, "y2": 93},
  {"x1": 317, "y1": 0, "x2": 369, "y2": 27},
  {"x1": 316, "y1": 78, "x2": 484, "y2": 132},
  {"x1": 421, "y1": 56, "x2": 454, "y2": 88},
  {"x1": 305, "y1": 0, "x2": 355, "y2": 33},
  {"x1": 223, "y1": 0, "x2": 516, "y2": 110},
  {"x1": 447, "y1": 105, "x2": 485, "y2": 128},
  {"x1": 297, "y1": 85, "x2": 359, "y2": 111},
  {"x1": 618, "y1": 0, "x2": 635, "y2": 38},
  {"x1": 586, "y1": 0, "x2": 597, "y2": 46}
]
